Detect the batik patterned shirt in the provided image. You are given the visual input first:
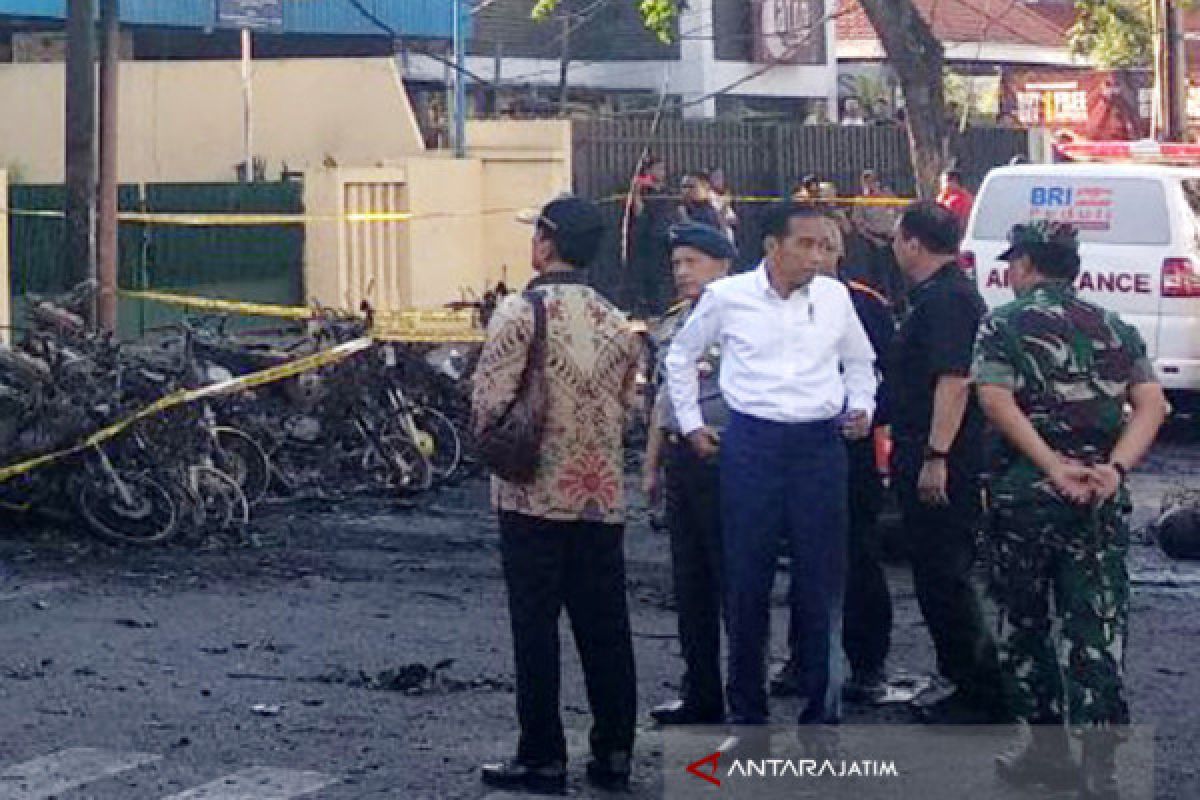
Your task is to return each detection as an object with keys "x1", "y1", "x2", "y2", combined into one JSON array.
[{"x1": 471, "y1": 273, "x2": 641, "y2": 524}]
